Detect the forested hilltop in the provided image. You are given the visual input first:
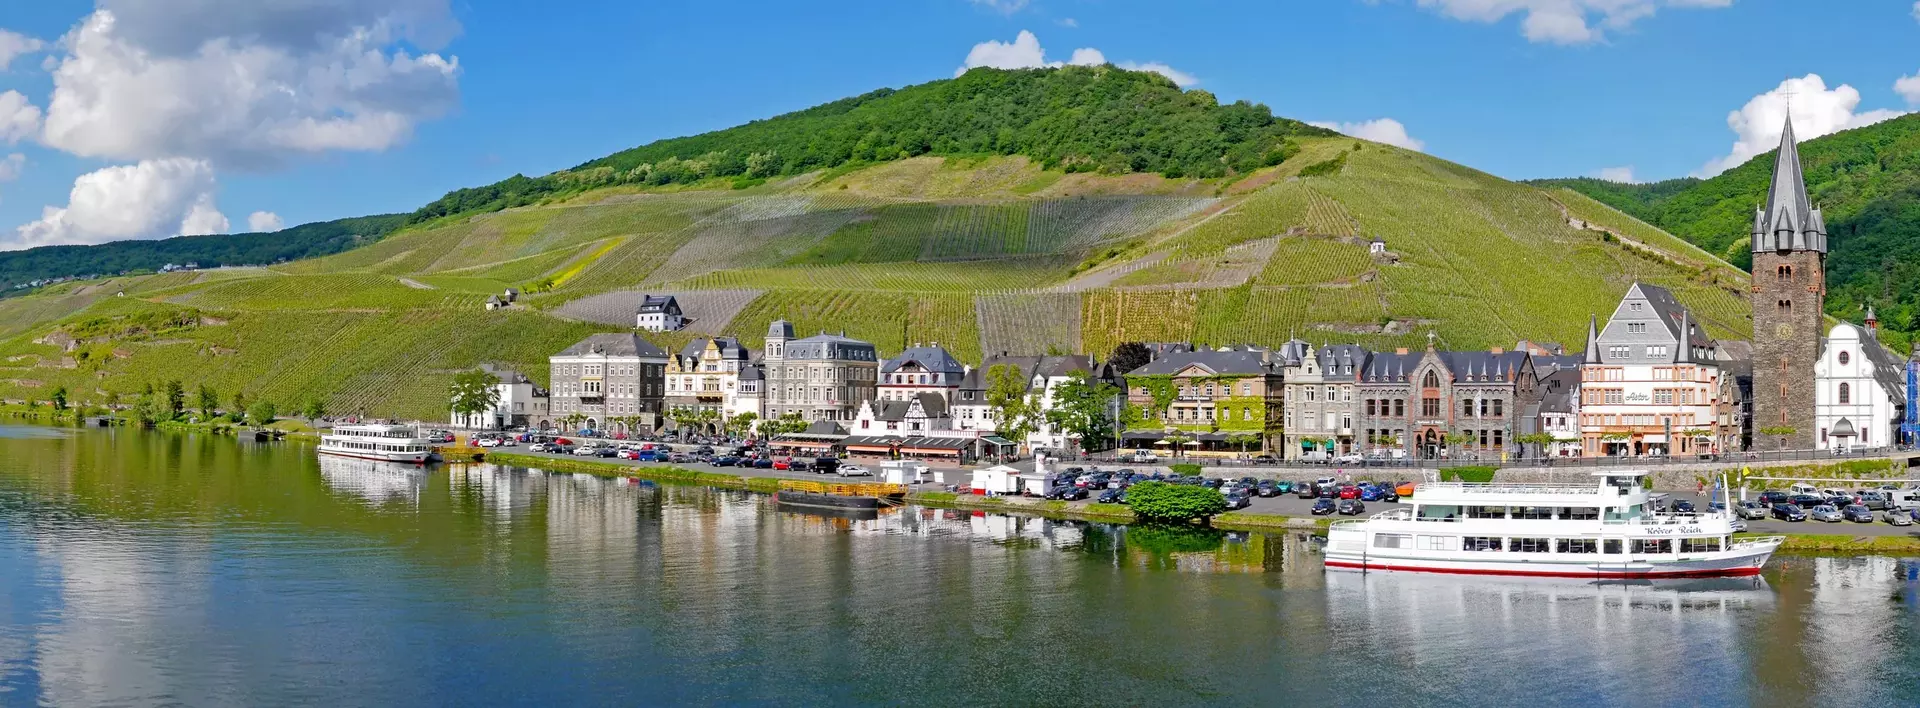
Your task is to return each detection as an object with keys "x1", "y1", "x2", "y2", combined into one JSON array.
[
  {"x1": 0, "y1": 215, "x2": 405, "y2": 290},
  {"x1": 406, "y1": 66, "x2": 1334, "y2": 223},
  {"x1": 1535, "y1": 114, "x2": 1920, "y2": 344}
]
